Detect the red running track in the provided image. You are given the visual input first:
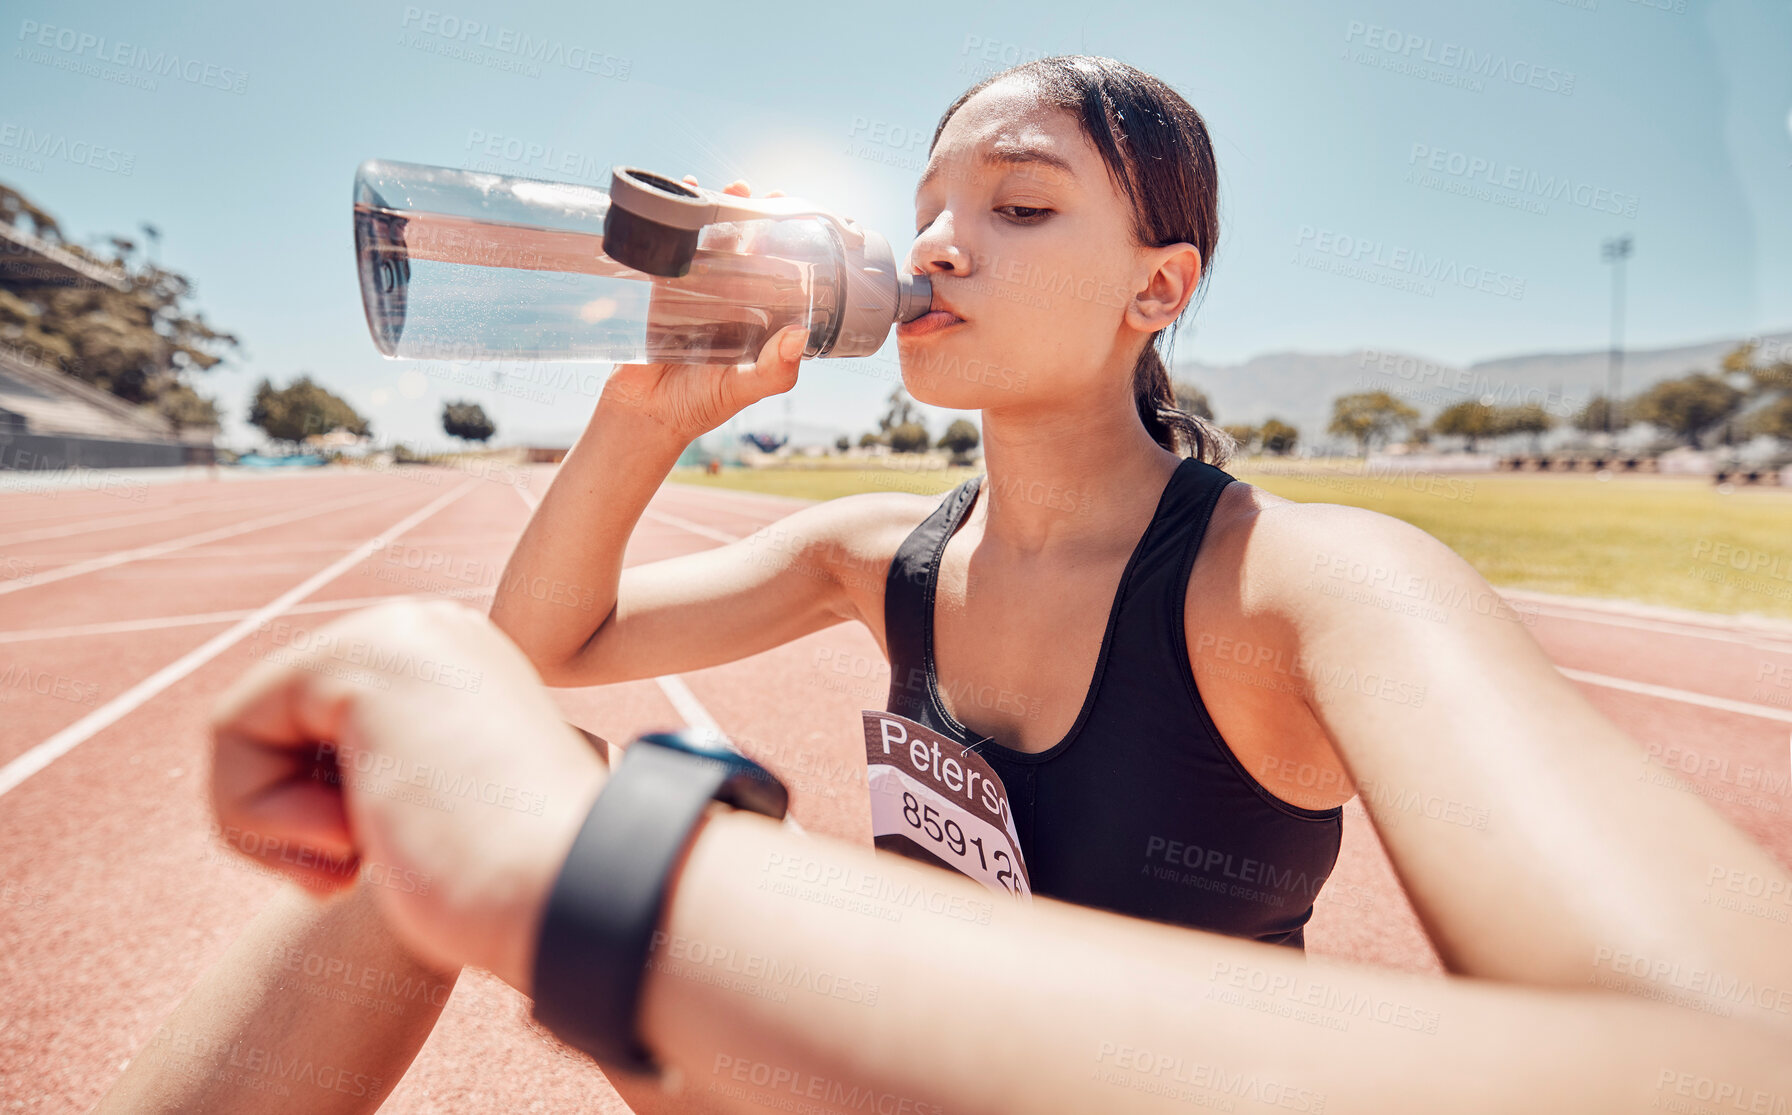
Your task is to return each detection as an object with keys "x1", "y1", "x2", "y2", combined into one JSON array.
[{"x1": 2, "y1": 465, "x2": 1790, "y2": 1112}]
